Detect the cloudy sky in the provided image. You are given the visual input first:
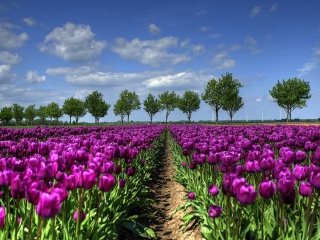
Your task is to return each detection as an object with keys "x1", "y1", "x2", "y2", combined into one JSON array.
[{"x1": 0, "y1": 0, "x2": 320, "y2": 123}]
